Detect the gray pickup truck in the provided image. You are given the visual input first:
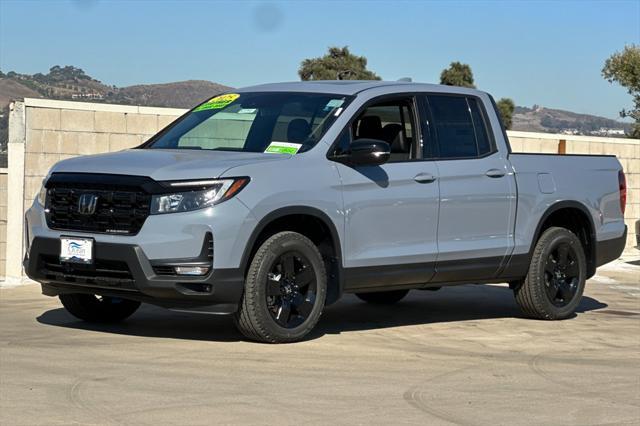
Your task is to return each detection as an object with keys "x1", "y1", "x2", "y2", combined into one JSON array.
[{"x1": 24, "y1": 81, "x2": 627, "y2": 343}]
